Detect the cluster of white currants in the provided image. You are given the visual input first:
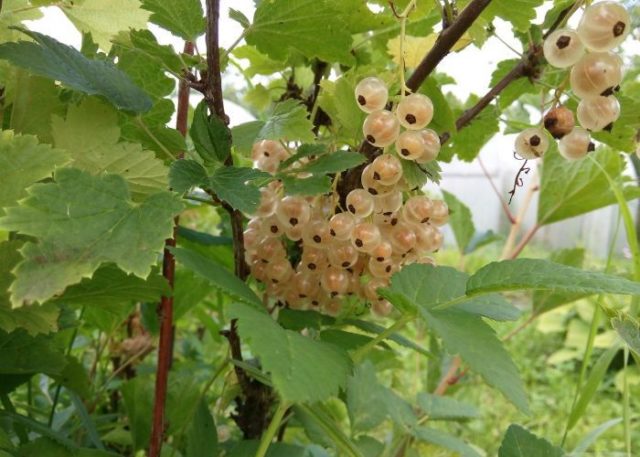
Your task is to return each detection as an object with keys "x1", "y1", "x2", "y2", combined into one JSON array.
[
  {"x1": 516, "y1": 1, "x2": 630, "y2": 161},
  {"x1": 243, "y1": 78, "x2": 449, "y2": 317}
]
